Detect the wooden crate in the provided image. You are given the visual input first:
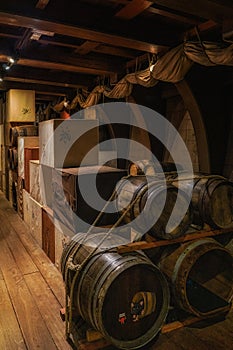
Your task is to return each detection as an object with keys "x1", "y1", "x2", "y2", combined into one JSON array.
[
  {"x1": 54, "y1": 217, "x2": 73, "y2": 269},
  {"x1": 24, "y1": 148, "x2": 39, "y2": 191},
  {"x1": 17, "y1": 176, "x2": 24, "y2": 219},
  {"x1": 6, "y1": 89, "x2": 35, "y2": 122},
  {"x1": 42, "y1": 206, "x2": 55, "y2": 263},
  {"x1": 30, "y1": 196, "x2": 43, "y2": 248},
  {"x1": 23, "y1": 189, "x2": 30, "y2": 226},
  {"x1": 39, "y1": 119, "x2": 99, "y2": 168},
  {"x1": 52, "y1": 166, "x2": 127, "y2": 233},
  {"x1": 30, "y1": 160, "x2": 43, "y2": 205},
  {"x1": 29, "y1": 161, "x2": 53, "y2": 208},
  {"x1": 18, "y1": 136, "x2": 39, "y2": 178}
]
